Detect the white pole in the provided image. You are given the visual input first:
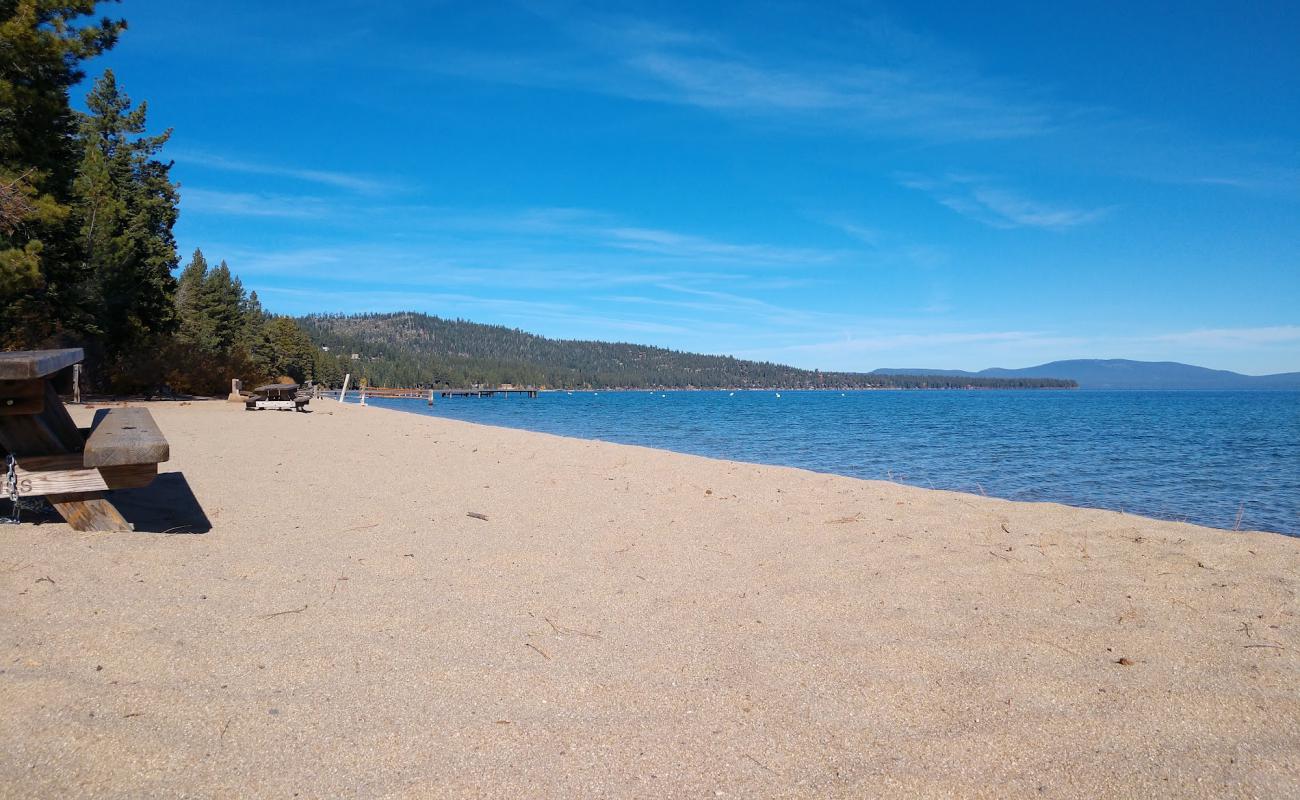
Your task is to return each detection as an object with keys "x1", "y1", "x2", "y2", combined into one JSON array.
[
  {"x1": 339, "y1": 373, "x2": 350, "y2": 403},
  {"x1": 359, "y1": 384, "x2": 367, "y2": 407}
]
